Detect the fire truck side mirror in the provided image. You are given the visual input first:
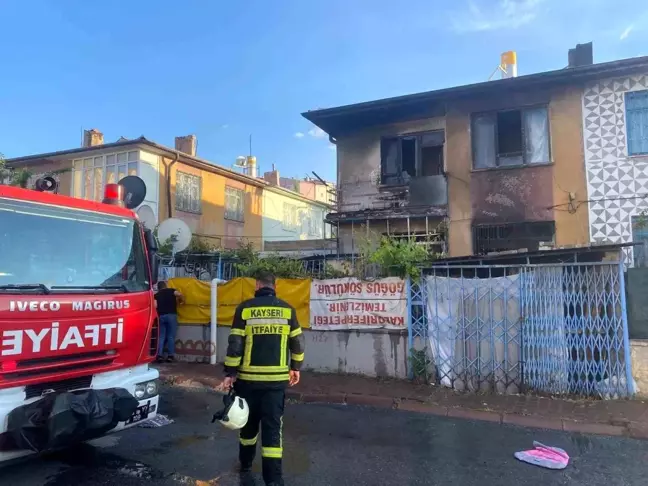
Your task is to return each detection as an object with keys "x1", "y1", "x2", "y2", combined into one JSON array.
[{"x1": 144, "y1": 228, "x2": 159, "y2": 285}]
